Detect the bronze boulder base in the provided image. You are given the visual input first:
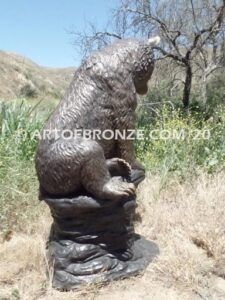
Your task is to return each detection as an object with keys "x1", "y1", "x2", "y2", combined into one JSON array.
[{"x1": 43, "y1": 176, "x2": 159, "y2": 290}]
